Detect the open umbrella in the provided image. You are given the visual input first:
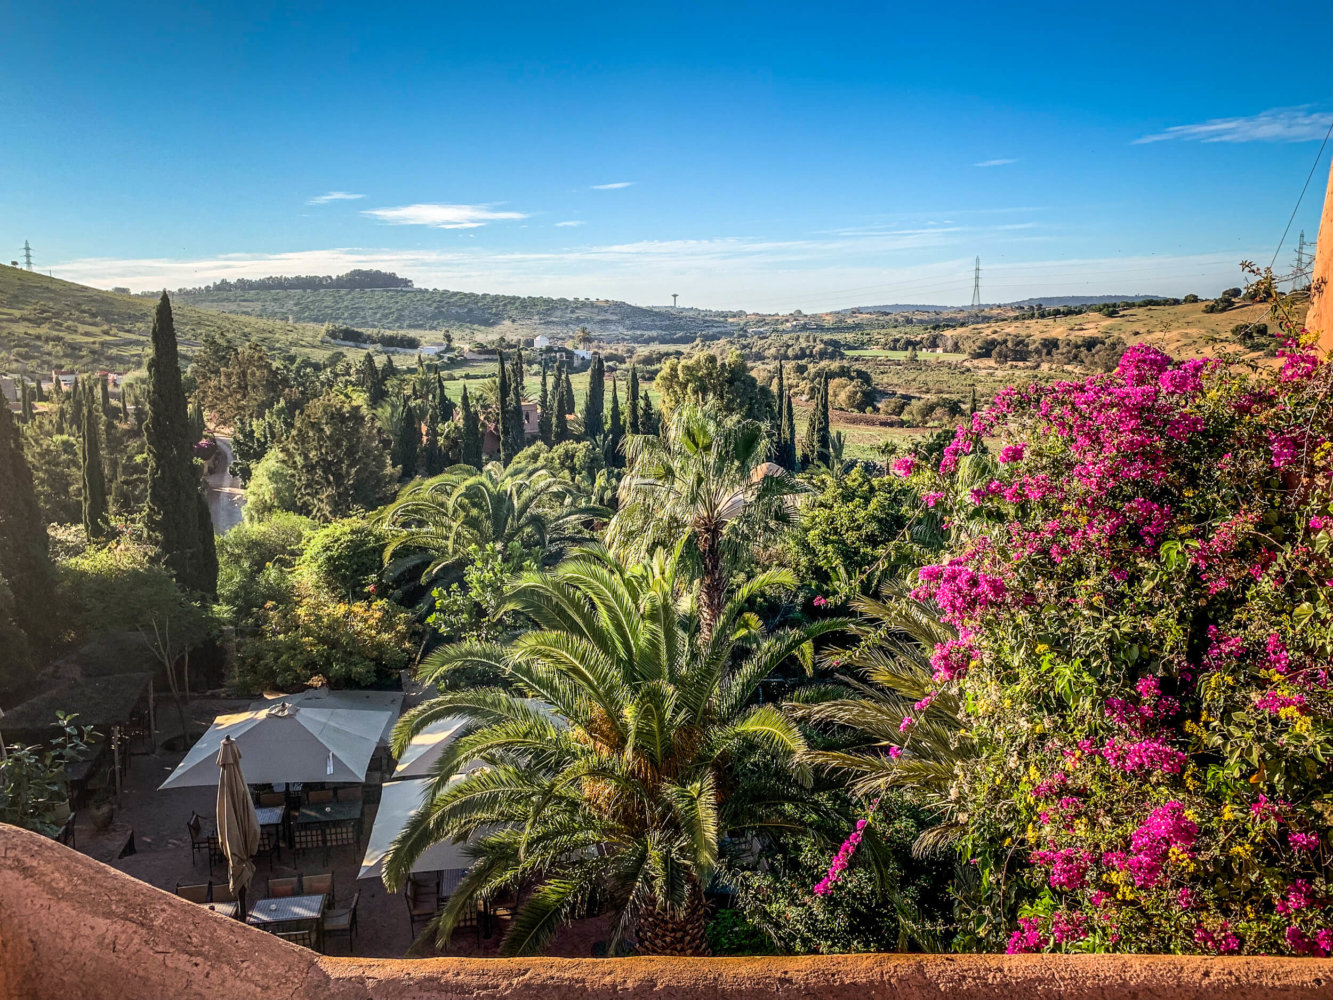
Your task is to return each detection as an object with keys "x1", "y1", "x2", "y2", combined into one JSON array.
[{"x1": 216, "y1": 735, "x2": 260, "y2": 902}]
